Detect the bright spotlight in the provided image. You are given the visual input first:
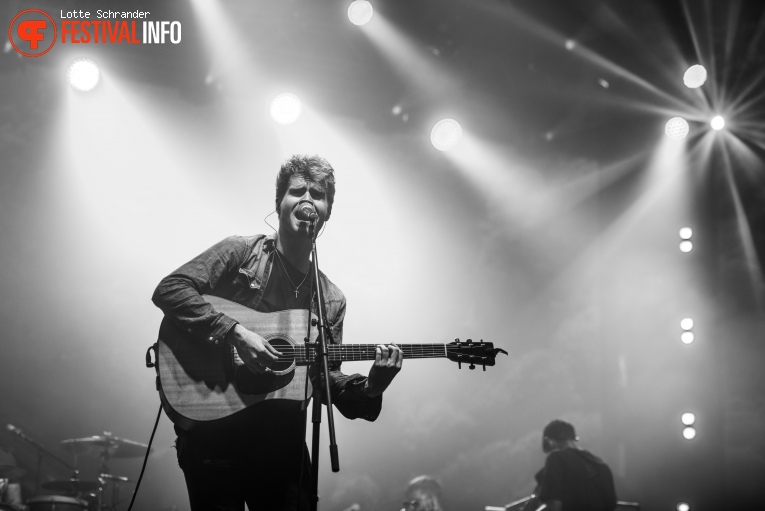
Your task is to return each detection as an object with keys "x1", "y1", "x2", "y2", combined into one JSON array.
[
  {"x1": 683, "y1": 65, "x2": 707, "y2": 89},
  {"x1": 430, "y1": 118, "x2": 463, "y2": 151},
  {"x1": 679, "y1": 240, "x2": 693, "y2": 253},
  {"x1": 348, "y1": 0, "x2": 374, "y2": 26},
  {"x1": 682, "y1": 427, "x2": 697, "y2": 440},
  {"x1": 679, "y1": 227, "x2": 693, "y2": 240},
  {"x1": 680, "y1": 317, "x2": 694, "y2": 330},
  {"x1": 677, "y1": 503, "x2": 691, "y2": 511},
  {"x1": 564, "y1": 39, "x2": 576, "y2": 51},
  {"x1": 270, "y1": 93, "x2": 302, "y2": 125},
  {"x1": 66, "y1": 58, "x2": 101, "y2": 92},
  {"x1": 681, "y1": 331, "x2": 695, "y2": 344},
  {"x1": 681, "y1": 412, "x2": 696, "y2": 426},
  {"x1": 665, "y1": 117, "x2": 689, "y2": 140},
  {"x1": 710, "y1": 116, "x2": 725, "y2": 130}
]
